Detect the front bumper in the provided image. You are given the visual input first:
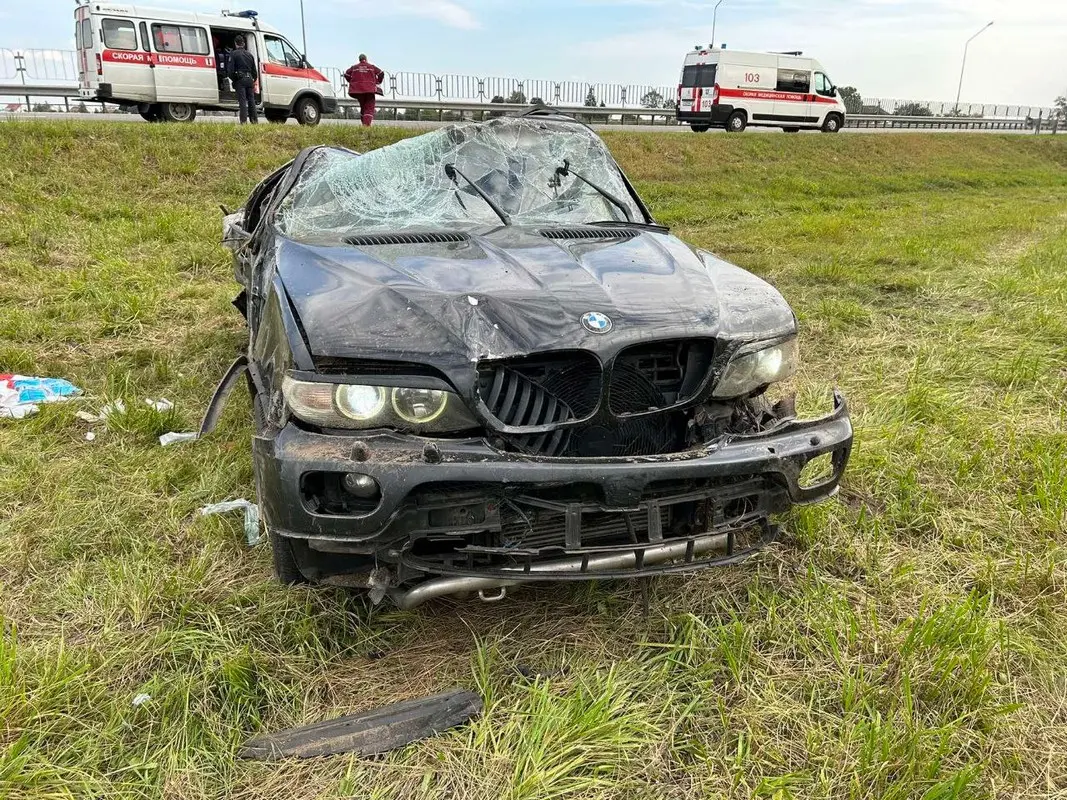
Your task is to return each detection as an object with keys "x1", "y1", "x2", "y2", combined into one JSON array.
[{"x1": 254, "y1": 392, "x2": 853, "y2": 579}]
